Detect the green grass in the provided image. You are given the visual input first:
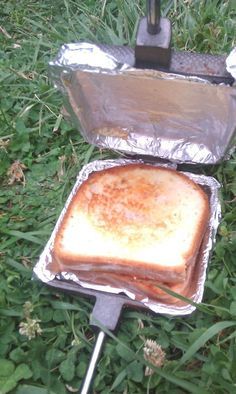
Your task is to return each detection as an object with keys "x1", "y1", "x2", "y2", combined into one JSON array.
[{"x1": 0, "y1": 0, "x2": 236, "y2": 393}]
